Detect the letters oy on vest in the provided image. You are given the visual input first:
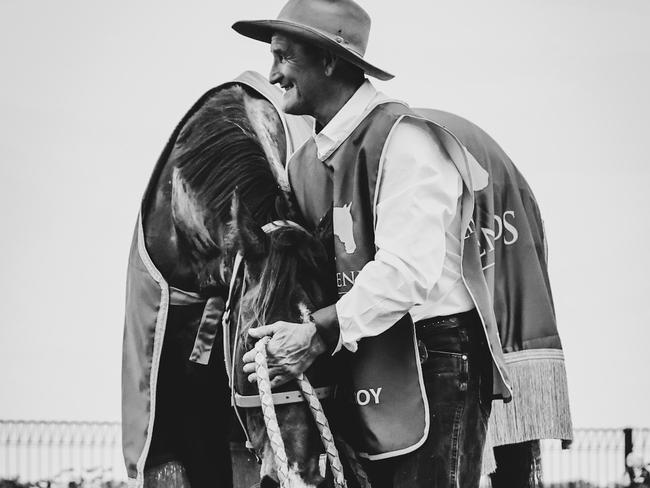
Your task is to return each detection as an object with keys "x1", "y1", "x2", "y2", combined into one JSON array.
[{"x1": 355, "y1": 387, "x2": 382, "y2": 406}]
